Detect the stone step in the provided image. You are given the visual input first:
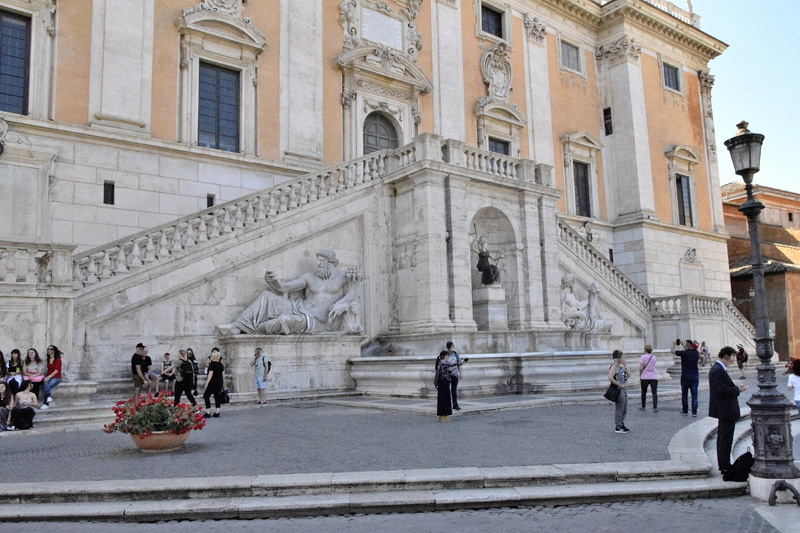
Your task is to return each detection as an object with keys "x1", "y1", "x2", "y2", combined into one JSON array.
[{"x1": 0, "y1": 476, "x2": 746, "y2": 522}]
